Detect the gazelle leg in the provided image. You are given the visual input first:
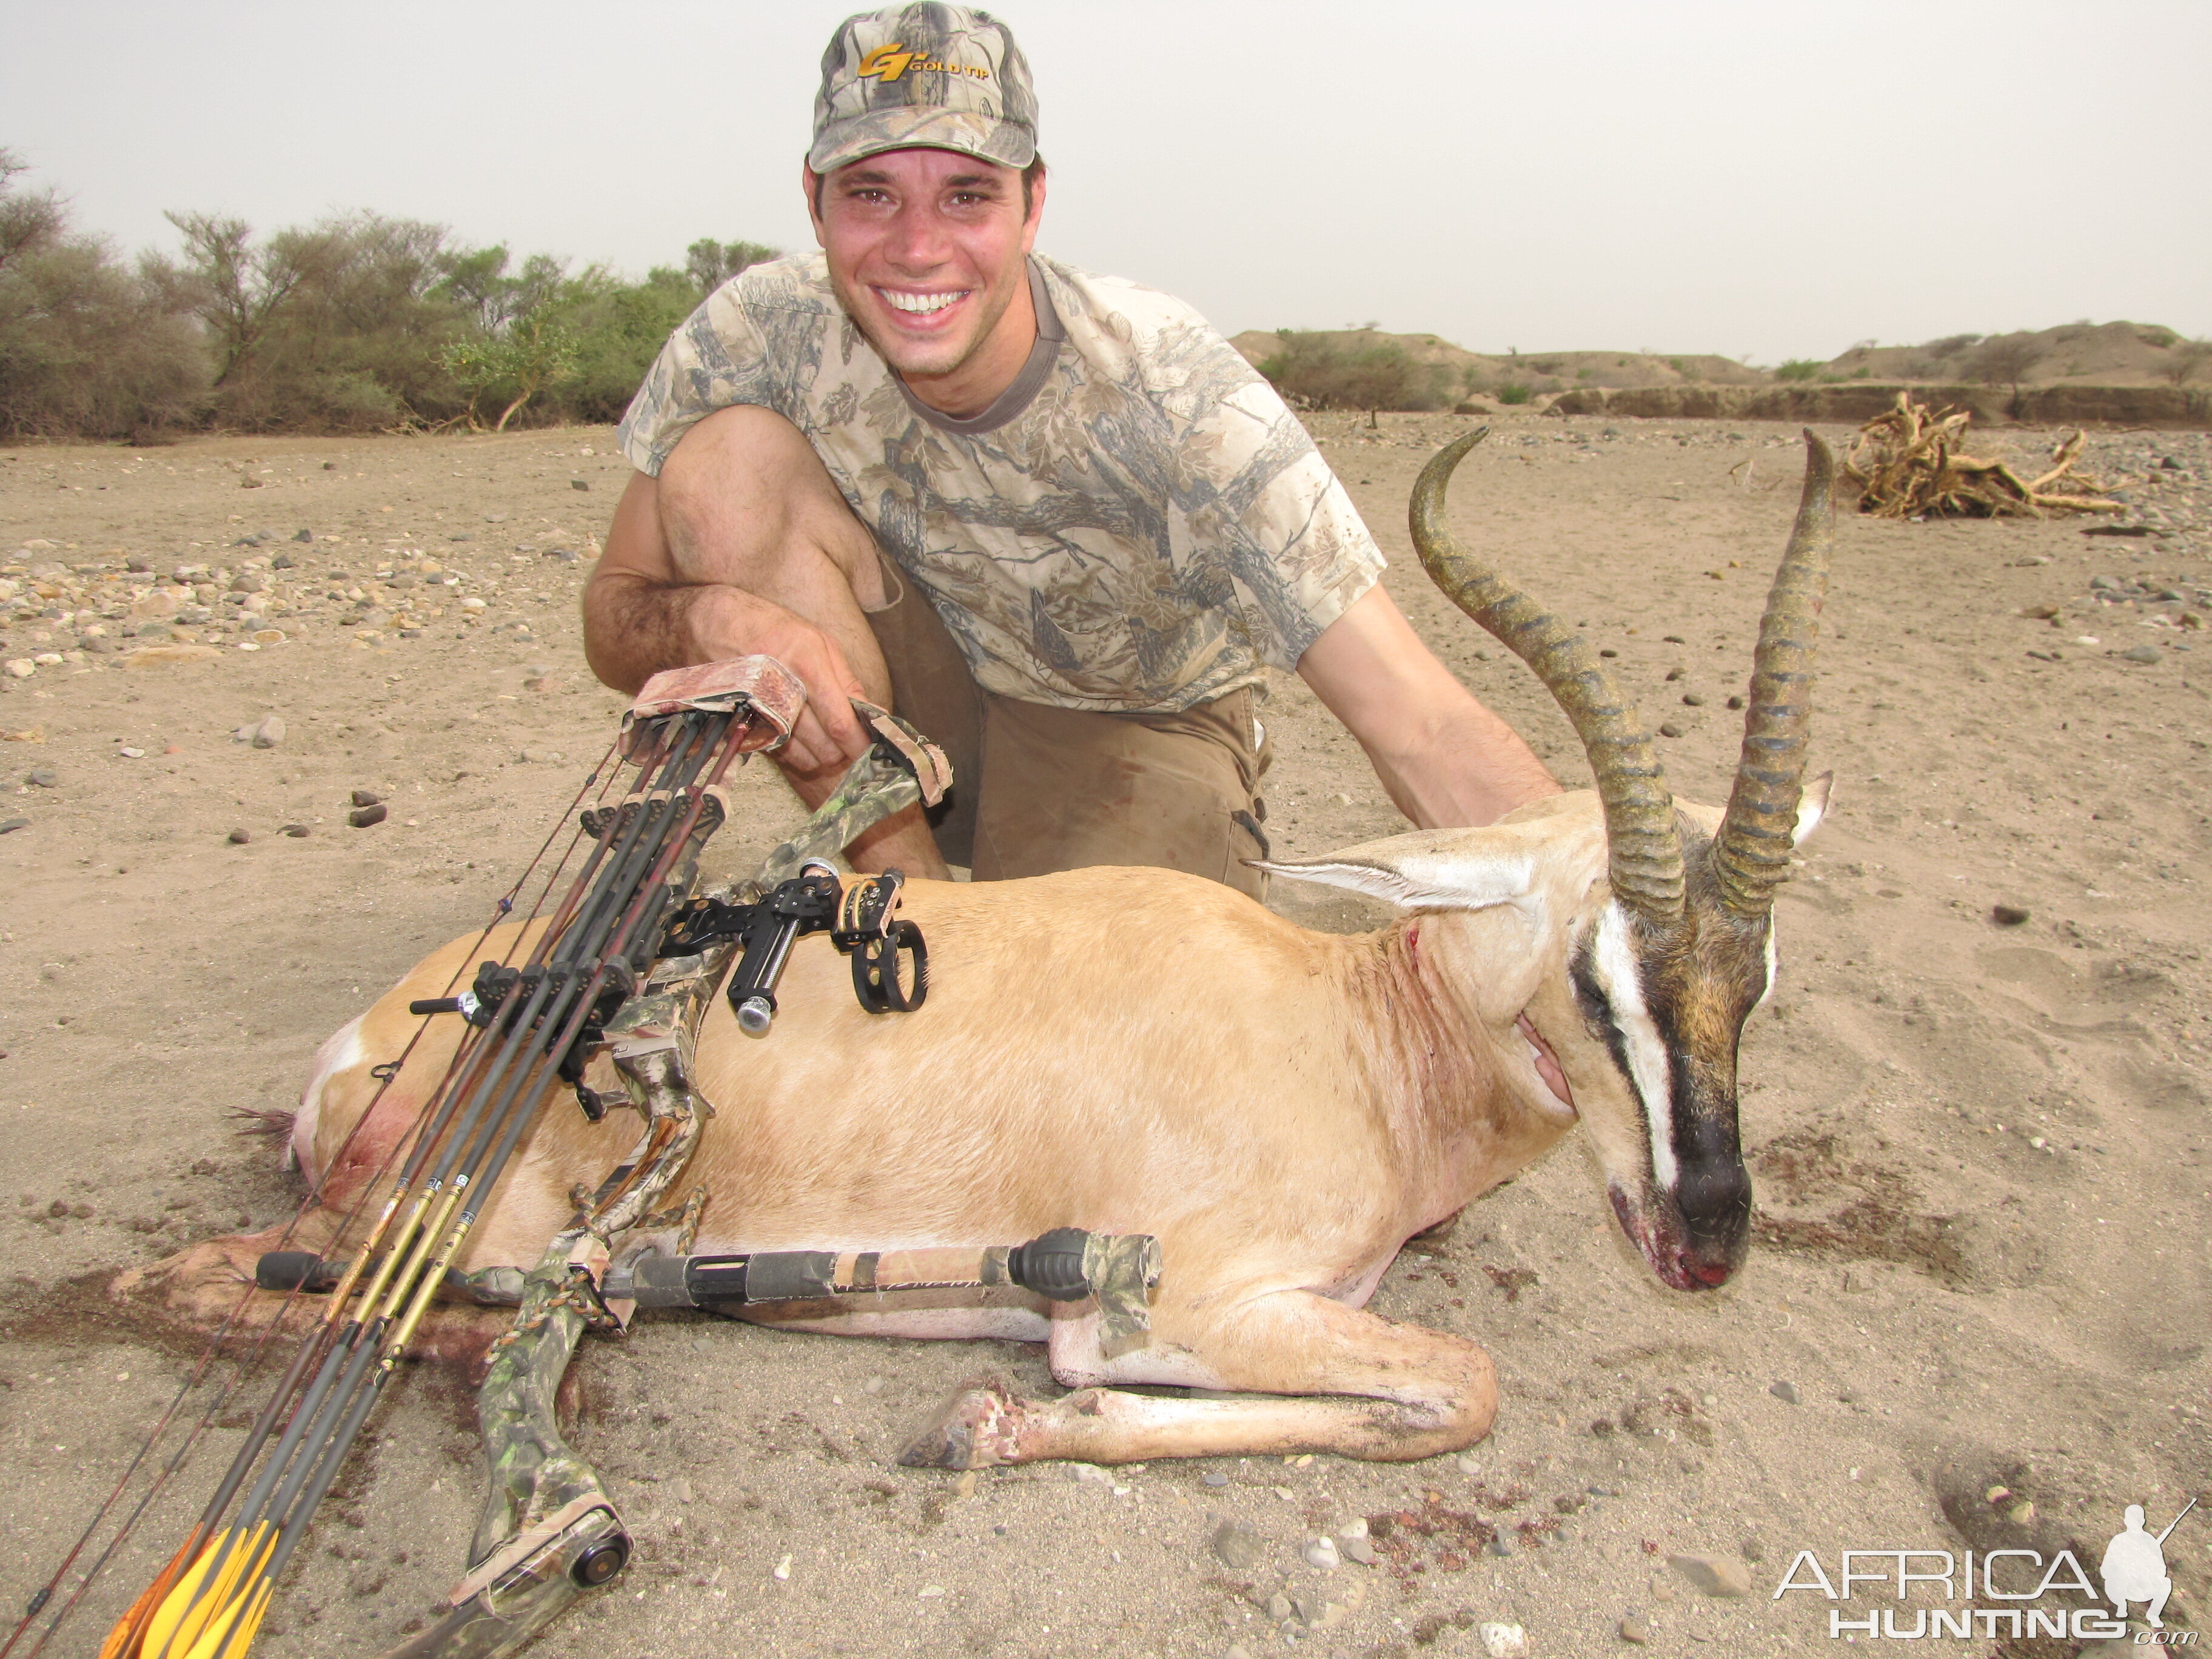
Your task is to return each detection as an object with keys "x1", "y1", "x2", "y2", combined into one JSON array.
[{"x1": 898, "y1": 1291, "x2": 1496, "y2": 1467}]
